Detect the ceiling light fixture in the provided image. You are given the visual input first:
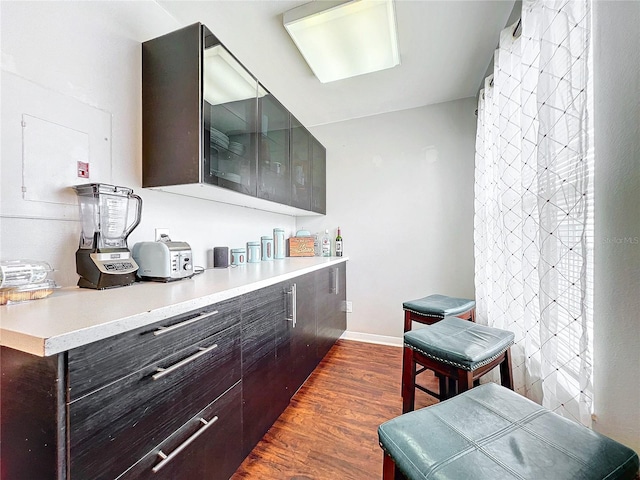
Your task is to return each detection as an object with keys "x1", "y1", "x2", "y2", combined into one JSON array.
[{"x1": 283, "y1": 0, "x2": 400, "y2": 83}]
